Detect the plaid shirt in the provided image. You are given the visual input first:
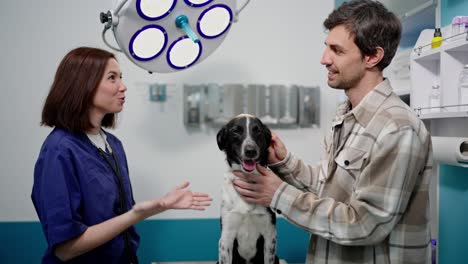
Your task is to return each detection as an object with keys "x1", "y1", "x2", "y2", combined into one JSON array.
[{"x1": 270, "y1": 79, "x2": 433, "y2": 264}]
